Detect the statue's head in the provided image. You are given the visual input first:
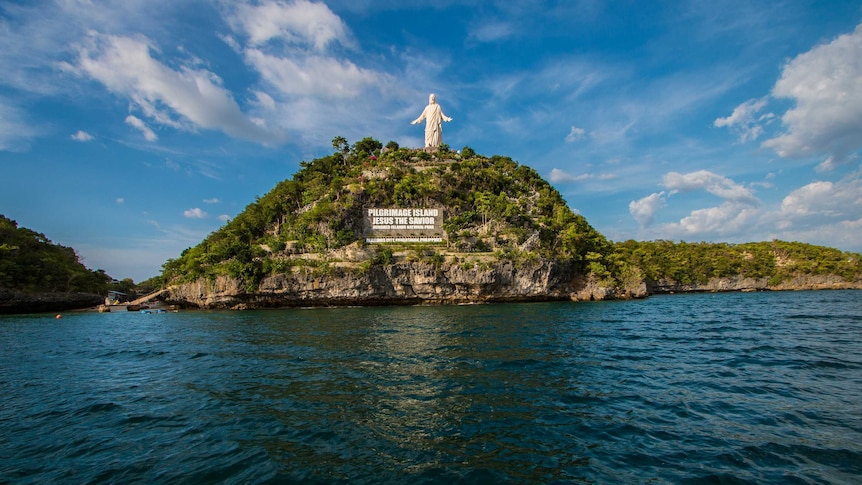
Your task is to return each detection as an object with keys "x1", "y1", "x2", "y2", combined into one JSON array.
[{"x1": 429, "y1": 93, "x2": 436, "y2": 104}]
